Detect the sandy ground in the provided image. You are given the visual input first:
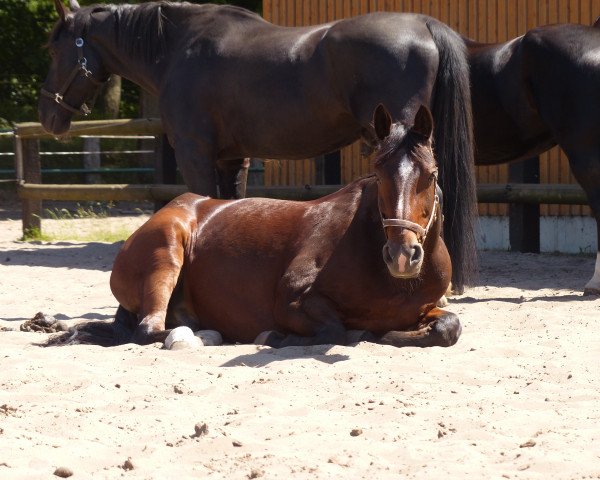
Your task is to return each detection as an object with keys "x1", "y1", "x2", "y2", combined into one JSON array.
[{"x1": 0, "y1": 212, "x2": 599, "y2": 479}]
